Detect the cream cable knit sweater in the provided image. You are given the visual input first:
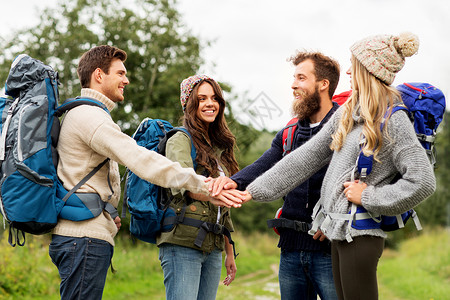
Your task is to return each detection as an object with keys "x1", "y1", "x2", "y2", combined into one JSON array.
[
  {"x1": 247, "y1": 106, "x2": 436, "y2": 241},
  {"x1": 53, "y1": 88, "x2": 208, "y2": 245}
]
